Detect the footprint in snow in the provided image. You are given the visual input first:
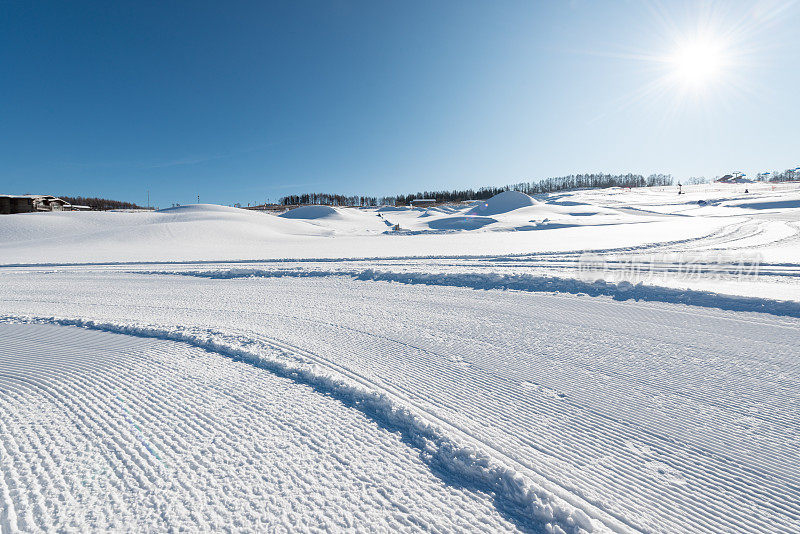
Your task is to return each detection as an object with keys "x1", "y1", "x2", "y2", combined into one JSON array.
[
  {"x1": 645, "y1": 460, "x2": 687, "y2": 485},
  {"x1": 625, "y1": 440, "x2": 653, "y2": 456},
  {"x1": 520, "y1": 381, "x2": 567, "y2": 399}
]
